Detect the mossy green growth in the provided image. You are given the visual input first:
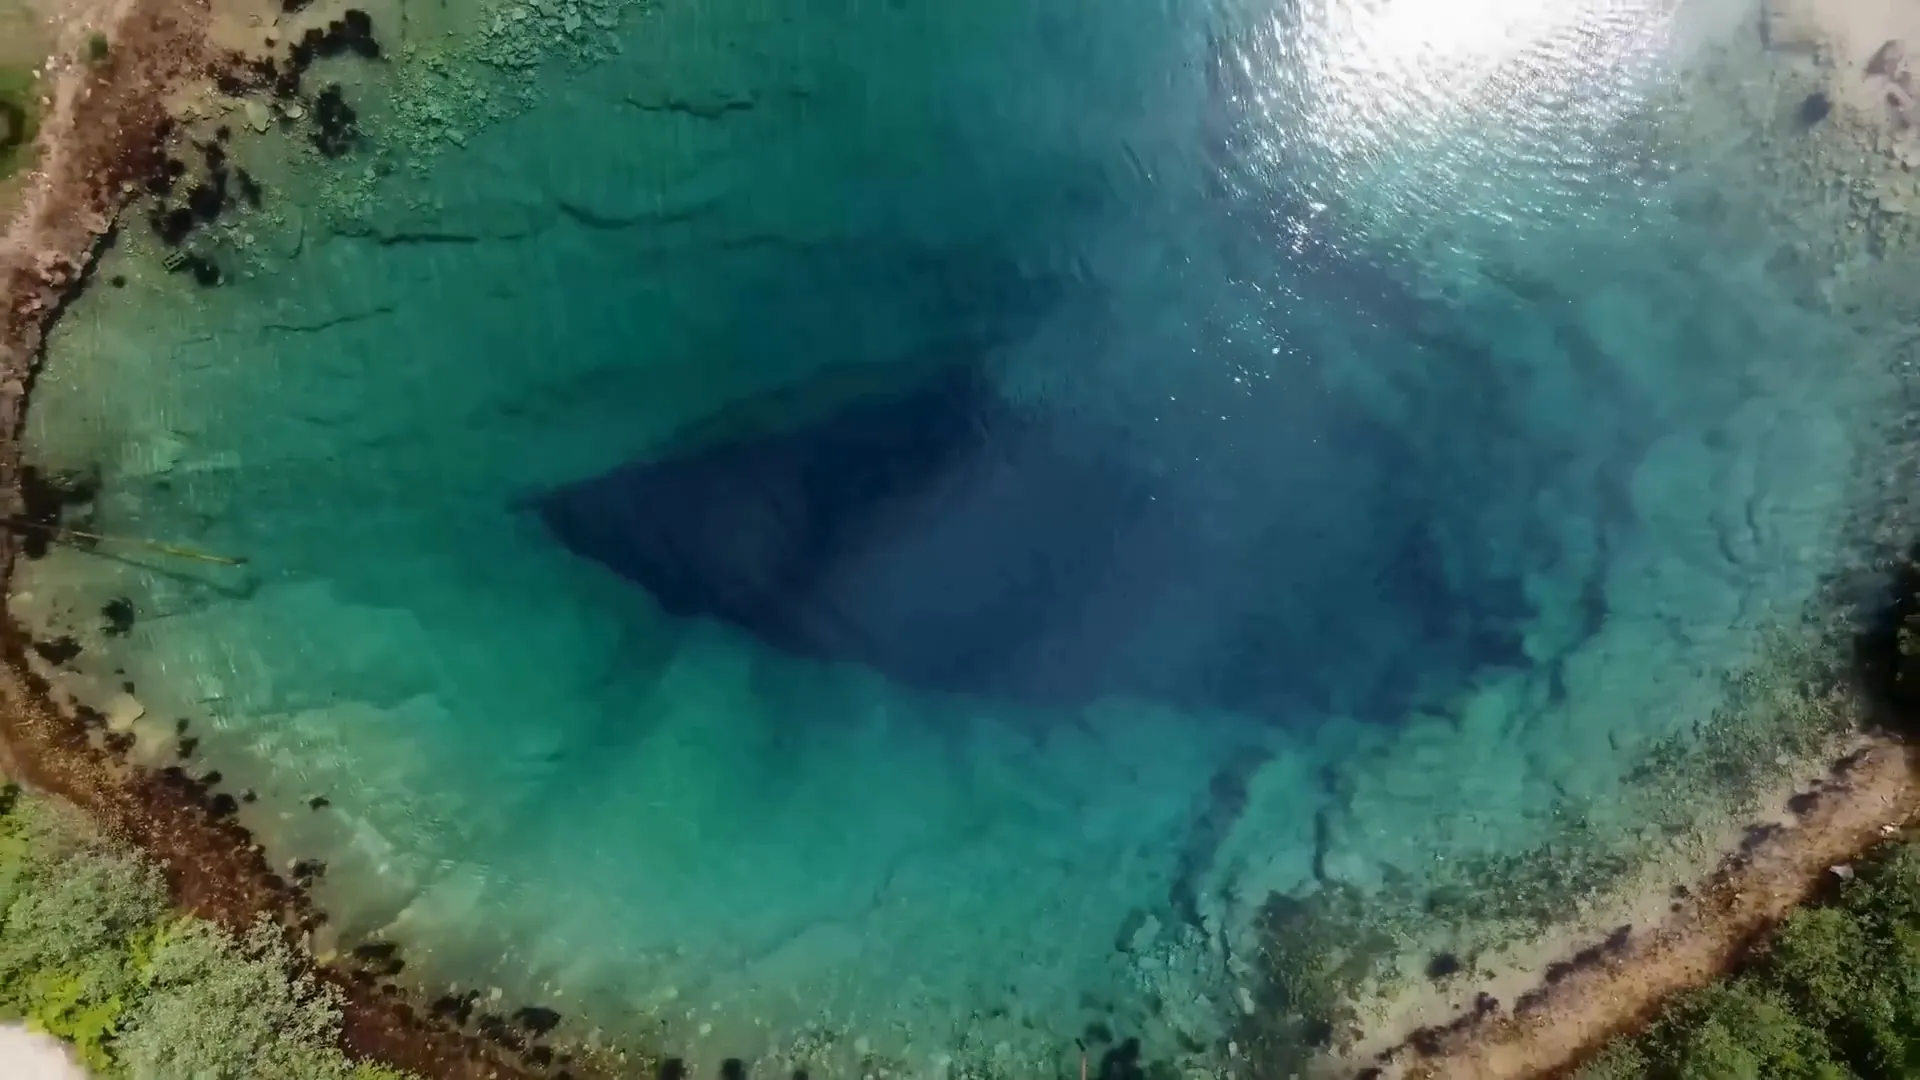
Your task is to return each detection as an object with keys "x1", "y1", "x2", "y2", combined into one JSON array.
[
  {"x1": 0, "y1": 781, "x2": 427, "y2": 1079},
  {"x1": 0, "y1": 63, "x2": 40, "y2": 179},
  {"x1": 1577, "y1": 838, "x2": 1920, "y2": 1079}
]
